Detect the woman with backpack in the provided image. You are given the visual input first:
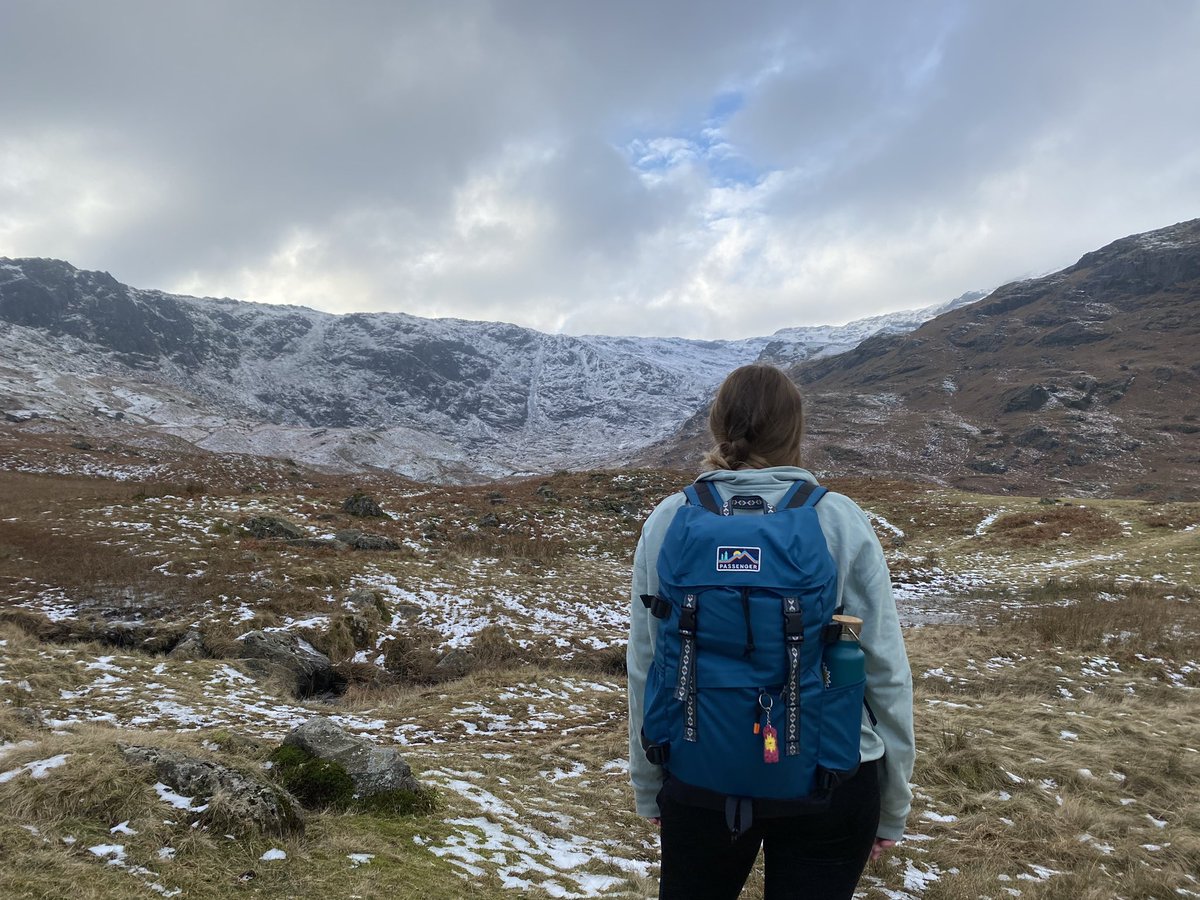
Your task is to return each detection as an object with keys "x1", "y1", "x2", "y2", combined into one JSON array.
[{"x1": 627, "y1": 364, "x2": 915, "y2": 899}]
